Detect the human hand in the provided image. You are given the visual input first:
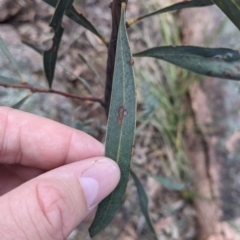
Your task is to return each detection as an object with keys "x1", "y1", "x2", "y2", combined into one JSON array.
[{"x1": 0, "y1": 107, "x2": 120, "y2": 240}]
